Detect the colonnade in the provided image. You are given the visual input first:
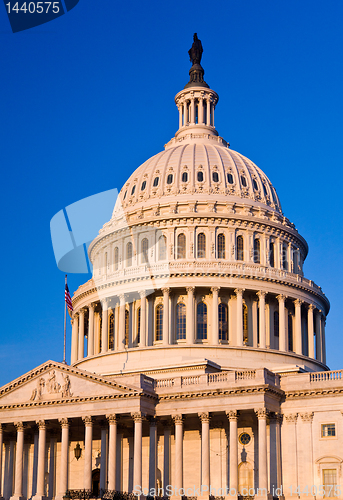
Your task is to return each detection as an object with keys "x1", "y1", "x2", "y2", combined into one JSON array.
[
  {"x1": 1, "y1": 408, "x2": 280, "y2": 498},
  {"x1": 177, "y1": 94, "x2": 216, "y2": 128},
  {"x1": 71, "y1": 287, "x2": 326, "y2": 365}
]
